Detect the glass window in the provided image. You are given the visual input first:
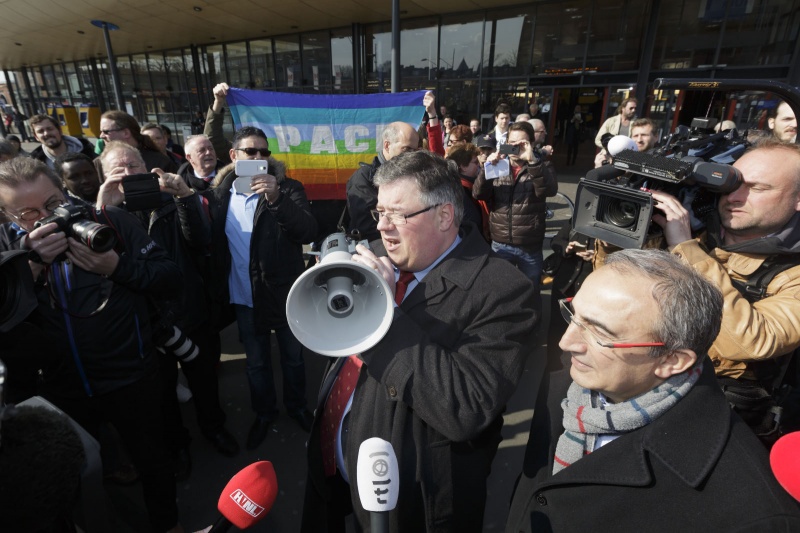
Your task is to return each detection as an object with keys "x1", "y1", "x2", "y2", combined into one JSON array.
[
  {"x1": 225, "y1": 42, "x2": 250, "y2": 87},
  {"x1": 587, "y1": 1, "x2": 650, "y2": 72},
  {"x1": 485, "y1": 7, "x2": 534, "y2": 78},
  {"x1": 331, "y1": 28, "x2": 354, "y2": 93},
  {"x1": 439, "y1": 13, "x2": 485, "y2": 81},
  {"x1": 63, "y1": 63, "x2": 81, "y2": 102},
  {"x1": 302, "y1": 31, "x2": 332, "y2": 91},
  {"x1": 531, "y1": 2, "x2": 590, "y2": 76},
  {"x1": 205, "y1": 45, "x2": 227, "y2": 86},
  {"x1": 250, "y1": 39, "x2": 276, "y2": 89},
  {"x1": 653, "y1": 0, "x2": 722, "y2": 69},
  {"x1": 717, "y1": 0, "x2": 800, "y2": 66},
  {"x1": 364, "y1": 22, "x2": 391, "y2": 92},
  {"x1": 274, "y1": 35, "x2": 301, "y2": 90},
  {"x1": 400, "y1": 19, "x2": 438, "y2": 90}
]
